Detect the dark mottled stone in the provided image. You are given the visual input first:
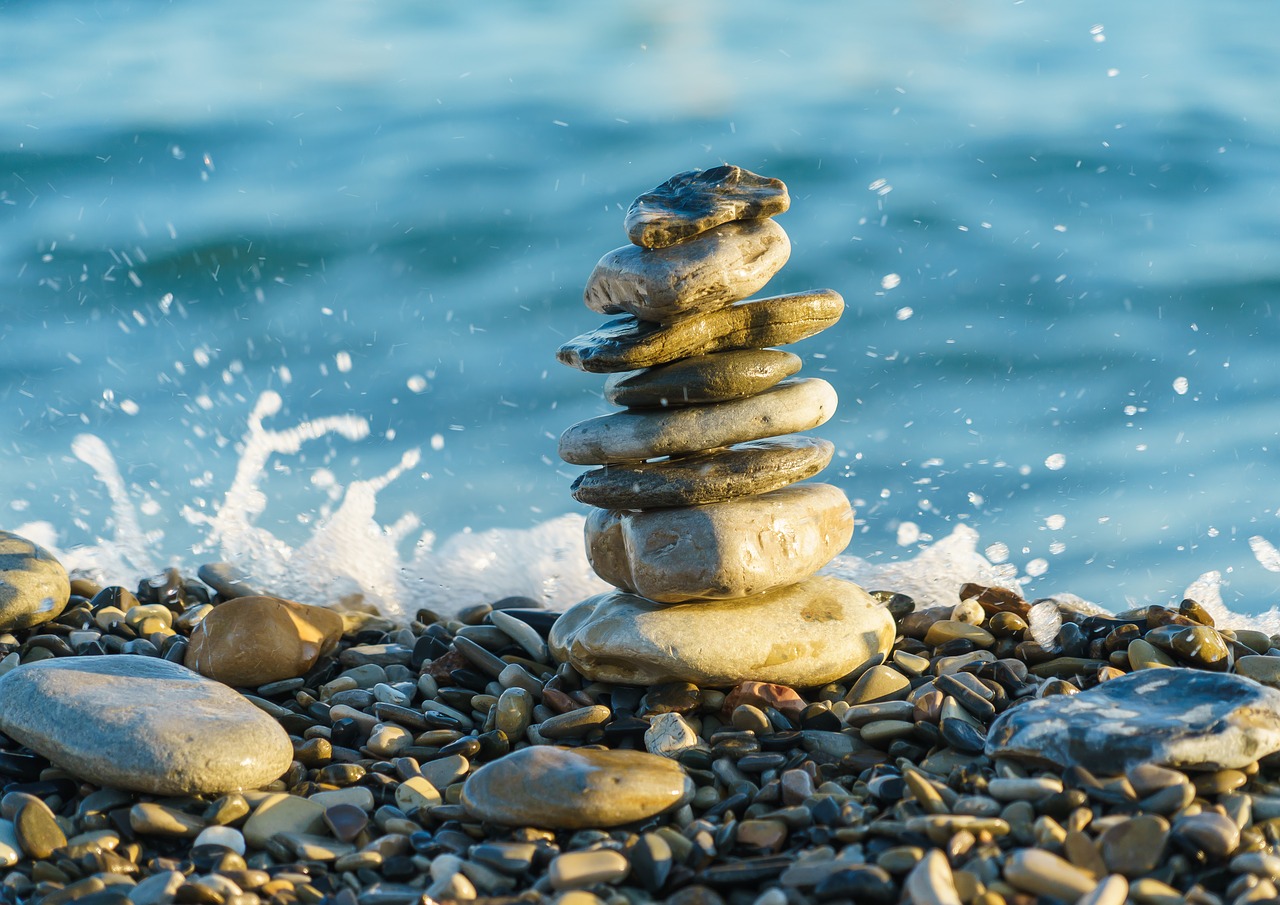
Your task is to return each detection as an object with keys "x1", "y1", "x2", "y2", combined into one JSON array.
[
  {"x1": 625, "y1": 165, "x2": 790, "y2": 249},
  {"x1": 604, "y1": 349, "x2": 802, "y2": 408}
]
